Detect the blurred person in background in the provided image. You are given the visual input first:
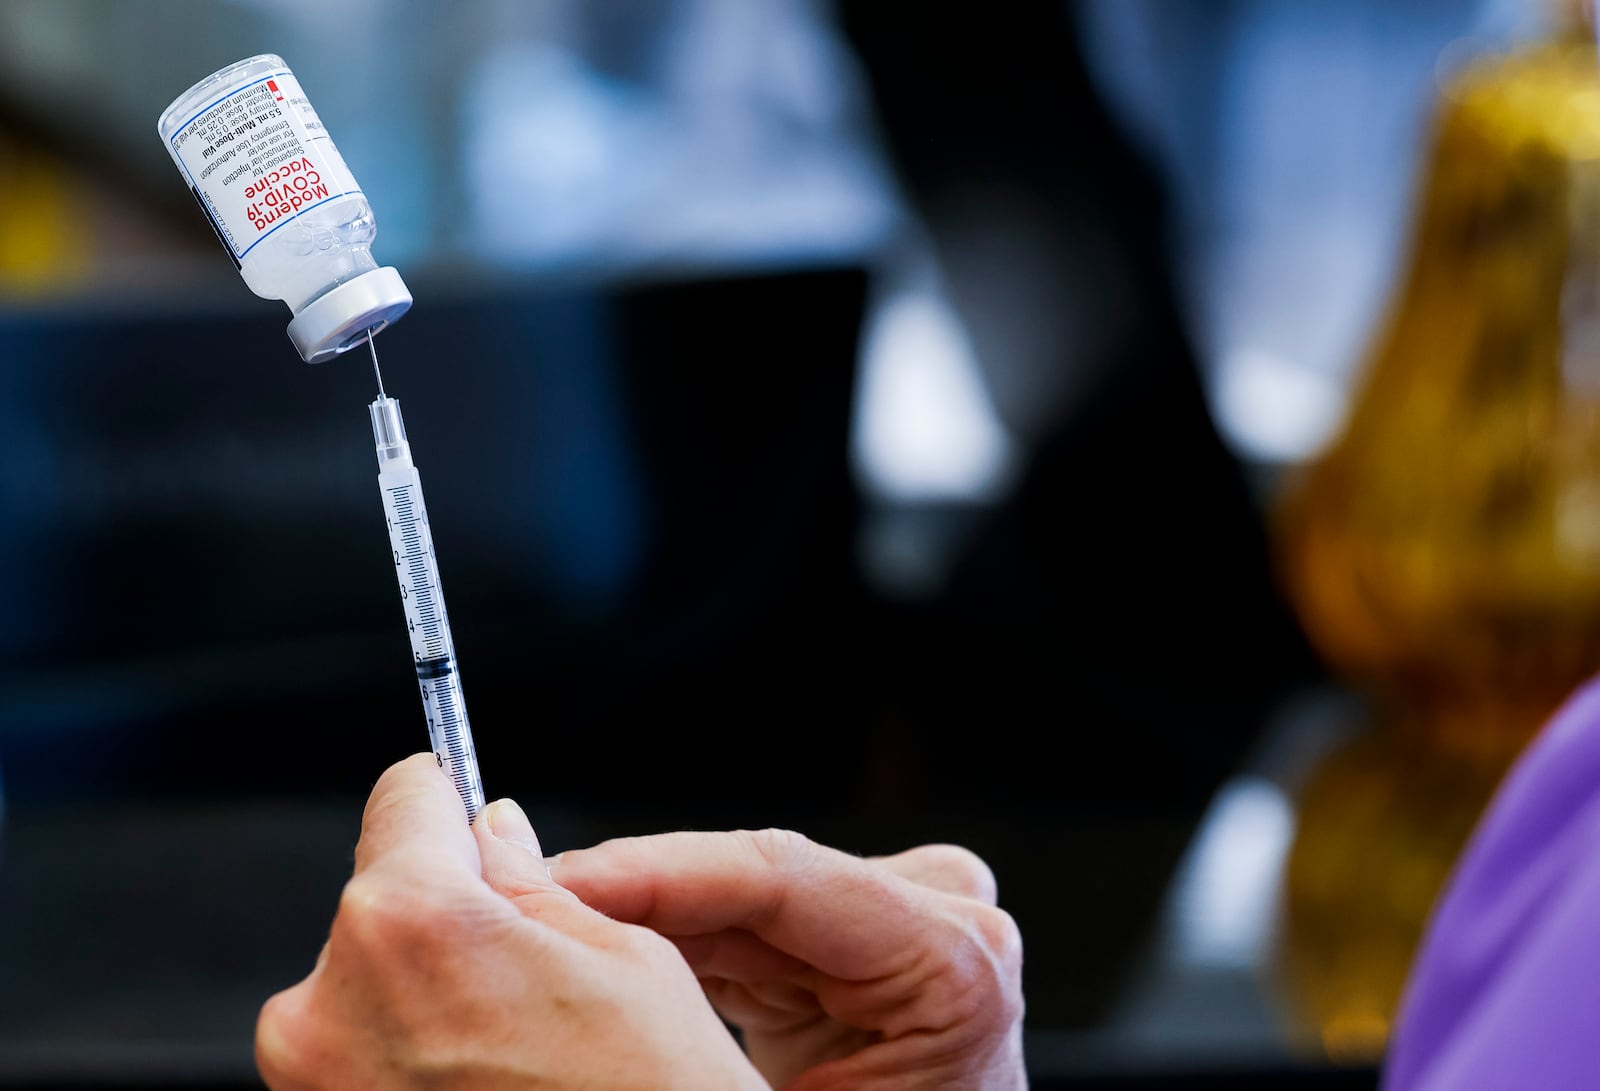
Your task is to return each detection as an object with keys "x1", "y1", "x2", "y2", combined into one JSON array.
[{"x1": 1381, "y1": 673, "x2": 1600, "y2": 1090}]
